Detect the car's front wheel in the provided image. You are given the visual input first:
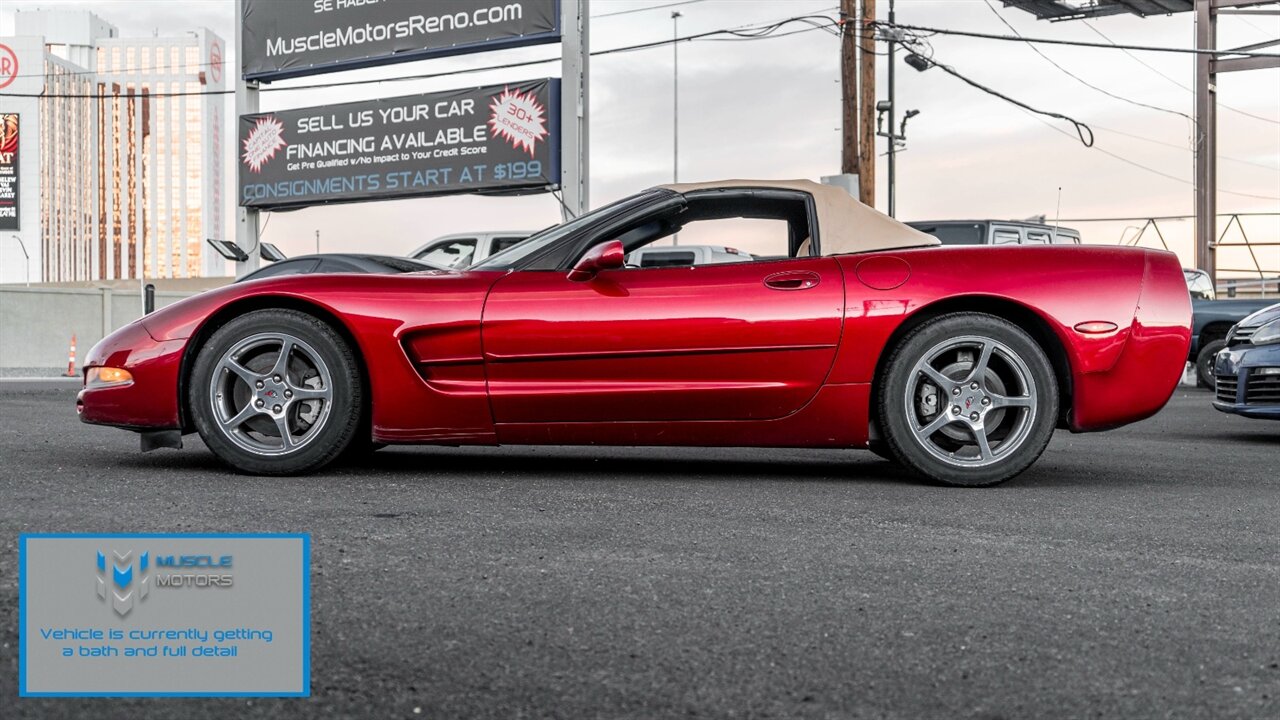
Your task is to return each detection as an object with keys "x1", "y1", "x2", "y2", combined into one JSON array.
[
  {"x1": 1195, "y1": 338, "x2": 1226, "y2": 390},
  {"x1": 877, "y1": 313, "x2": 1058, "y2": 487},
  {"x1": 189, "y1": 309, "x2": 363, "y2": 475}
]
